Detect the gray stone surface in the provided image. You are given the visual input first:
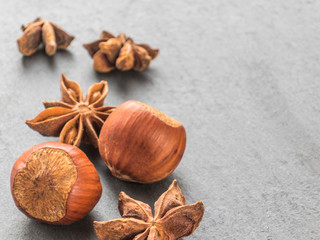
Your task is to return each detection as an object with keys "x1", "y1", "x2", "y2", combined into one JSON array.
[{"x1": 1, "y1": 0, "x2": 320, "y2": 239}]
